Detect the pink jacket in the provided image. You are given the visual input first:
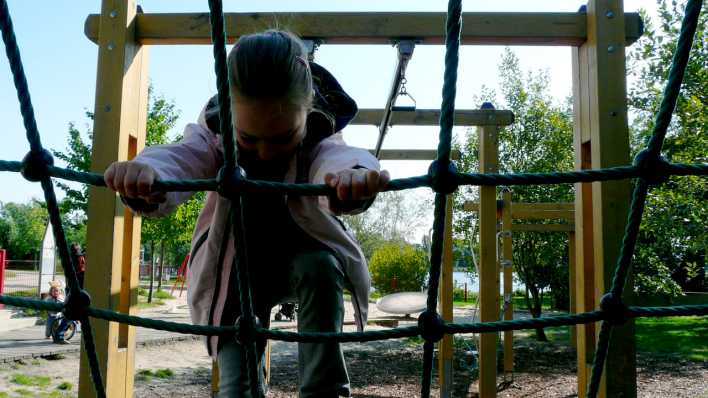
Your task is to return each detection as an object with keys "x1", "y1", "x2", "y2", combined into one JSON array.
[{"x1": 131, "y1": 108, "x2": 378, "y2": 356}]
